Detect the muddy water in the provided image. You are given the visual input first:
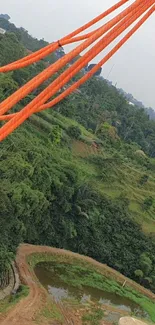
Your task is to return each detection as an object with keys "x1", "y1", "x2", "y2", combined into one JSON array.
[{"x1": 34, "y1": 262, "x2": 147, "y2": 322}]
